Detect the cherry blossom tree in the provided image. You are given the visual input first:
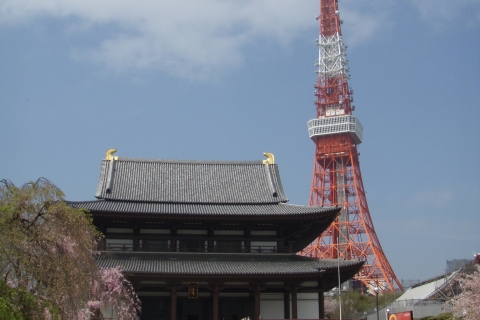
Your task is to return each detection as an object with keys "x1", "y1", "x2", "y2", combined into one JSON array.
[
  {"x1": 451, "y1": 265, "x2": 480, "y2": 320},
  {"x1": 324, "y1": 297, "x2": 338, "y2": 318},
  {"x1": 0, "y1": 178, "x2": 140, "y2": 319},
  {"x1": 78, "y1": 268, "x2": 141, "y2": 320}
]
